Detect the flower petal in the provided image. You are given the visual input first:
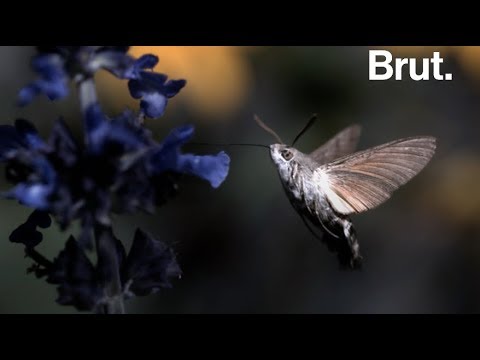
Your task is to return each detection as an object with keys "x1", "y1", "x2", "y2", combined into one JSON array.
[
  {"x1": 127, "y1": 71, "x2": 185, "y2": 118},
  {"x1": 91, "y1": 50, "x2": 135, "y2": 78},
  {"x1": 177, "y1": 151, "x2": 231, "y2": 188},
  {"x1": 48, "y1": 119, "x2": 79, "y2": 168},
  {"x1": 47, "y1": 236, "x2": 104, "y2": 311},
  {"x1": 9, "y1": 210, "x2": 51, "y2": 248},
  {"x1": 15, "y1": 119, "x2": 44, "y2": 150},
  {"x1": 6, "y1": 183, "x2": 53, "y2": 210},
  {"x1": 164, "y1": 79, "x2": 187, "y2": 98},
  {"x1": 18, "y1": 84, "x2": 41, "y2": 107},
  {"x1": 84, "y1": 103, "x2": 106, "y2": 134},
  {"x1": 148, "y1": 125, "x2": 195, "y2": 173},
  {"x1": 135, "y1": 54, "x2": 158, "y2": 70},
  {"x1": 139, "y1": 92, "x2": 168, "y2": 118},
  {"x1": 160, "y1": 124, "x2": 195, "y2": 148},
  {"x1": 128, "y1": 72, "x2": 168, "y2": 98},
  {"x1": 4, "y1": 157, "x2": 56, "y2": 210},
  {"x1": 124, "y1": 229, "x2": 181, "y2": 297},
  {"x1": 88, "y1": 116, "x2": 148, "y2": 156},
  {"x1": 130, "y1": 54, "x2": 159, "y2": 76},
  {"x1": 0, "y1": 125, "x2": 23, "y2": 159},
  {"x1": 18, "y1": 54, "x2": 69, "y2": 106}
]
